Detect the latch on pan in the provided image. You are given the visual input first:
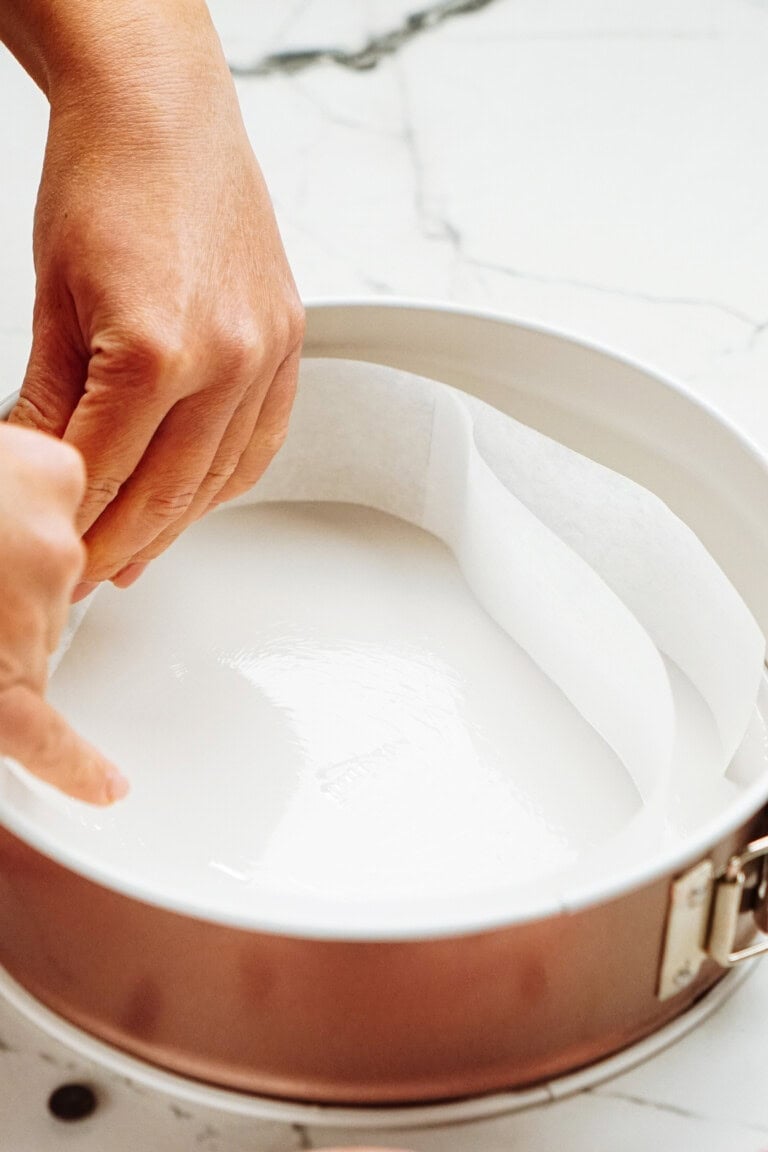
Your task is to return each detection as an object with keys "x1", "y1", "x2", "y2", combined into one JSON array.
[{"x1": 658, "y1": 834, "x2": 768, "y2": 1000}]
